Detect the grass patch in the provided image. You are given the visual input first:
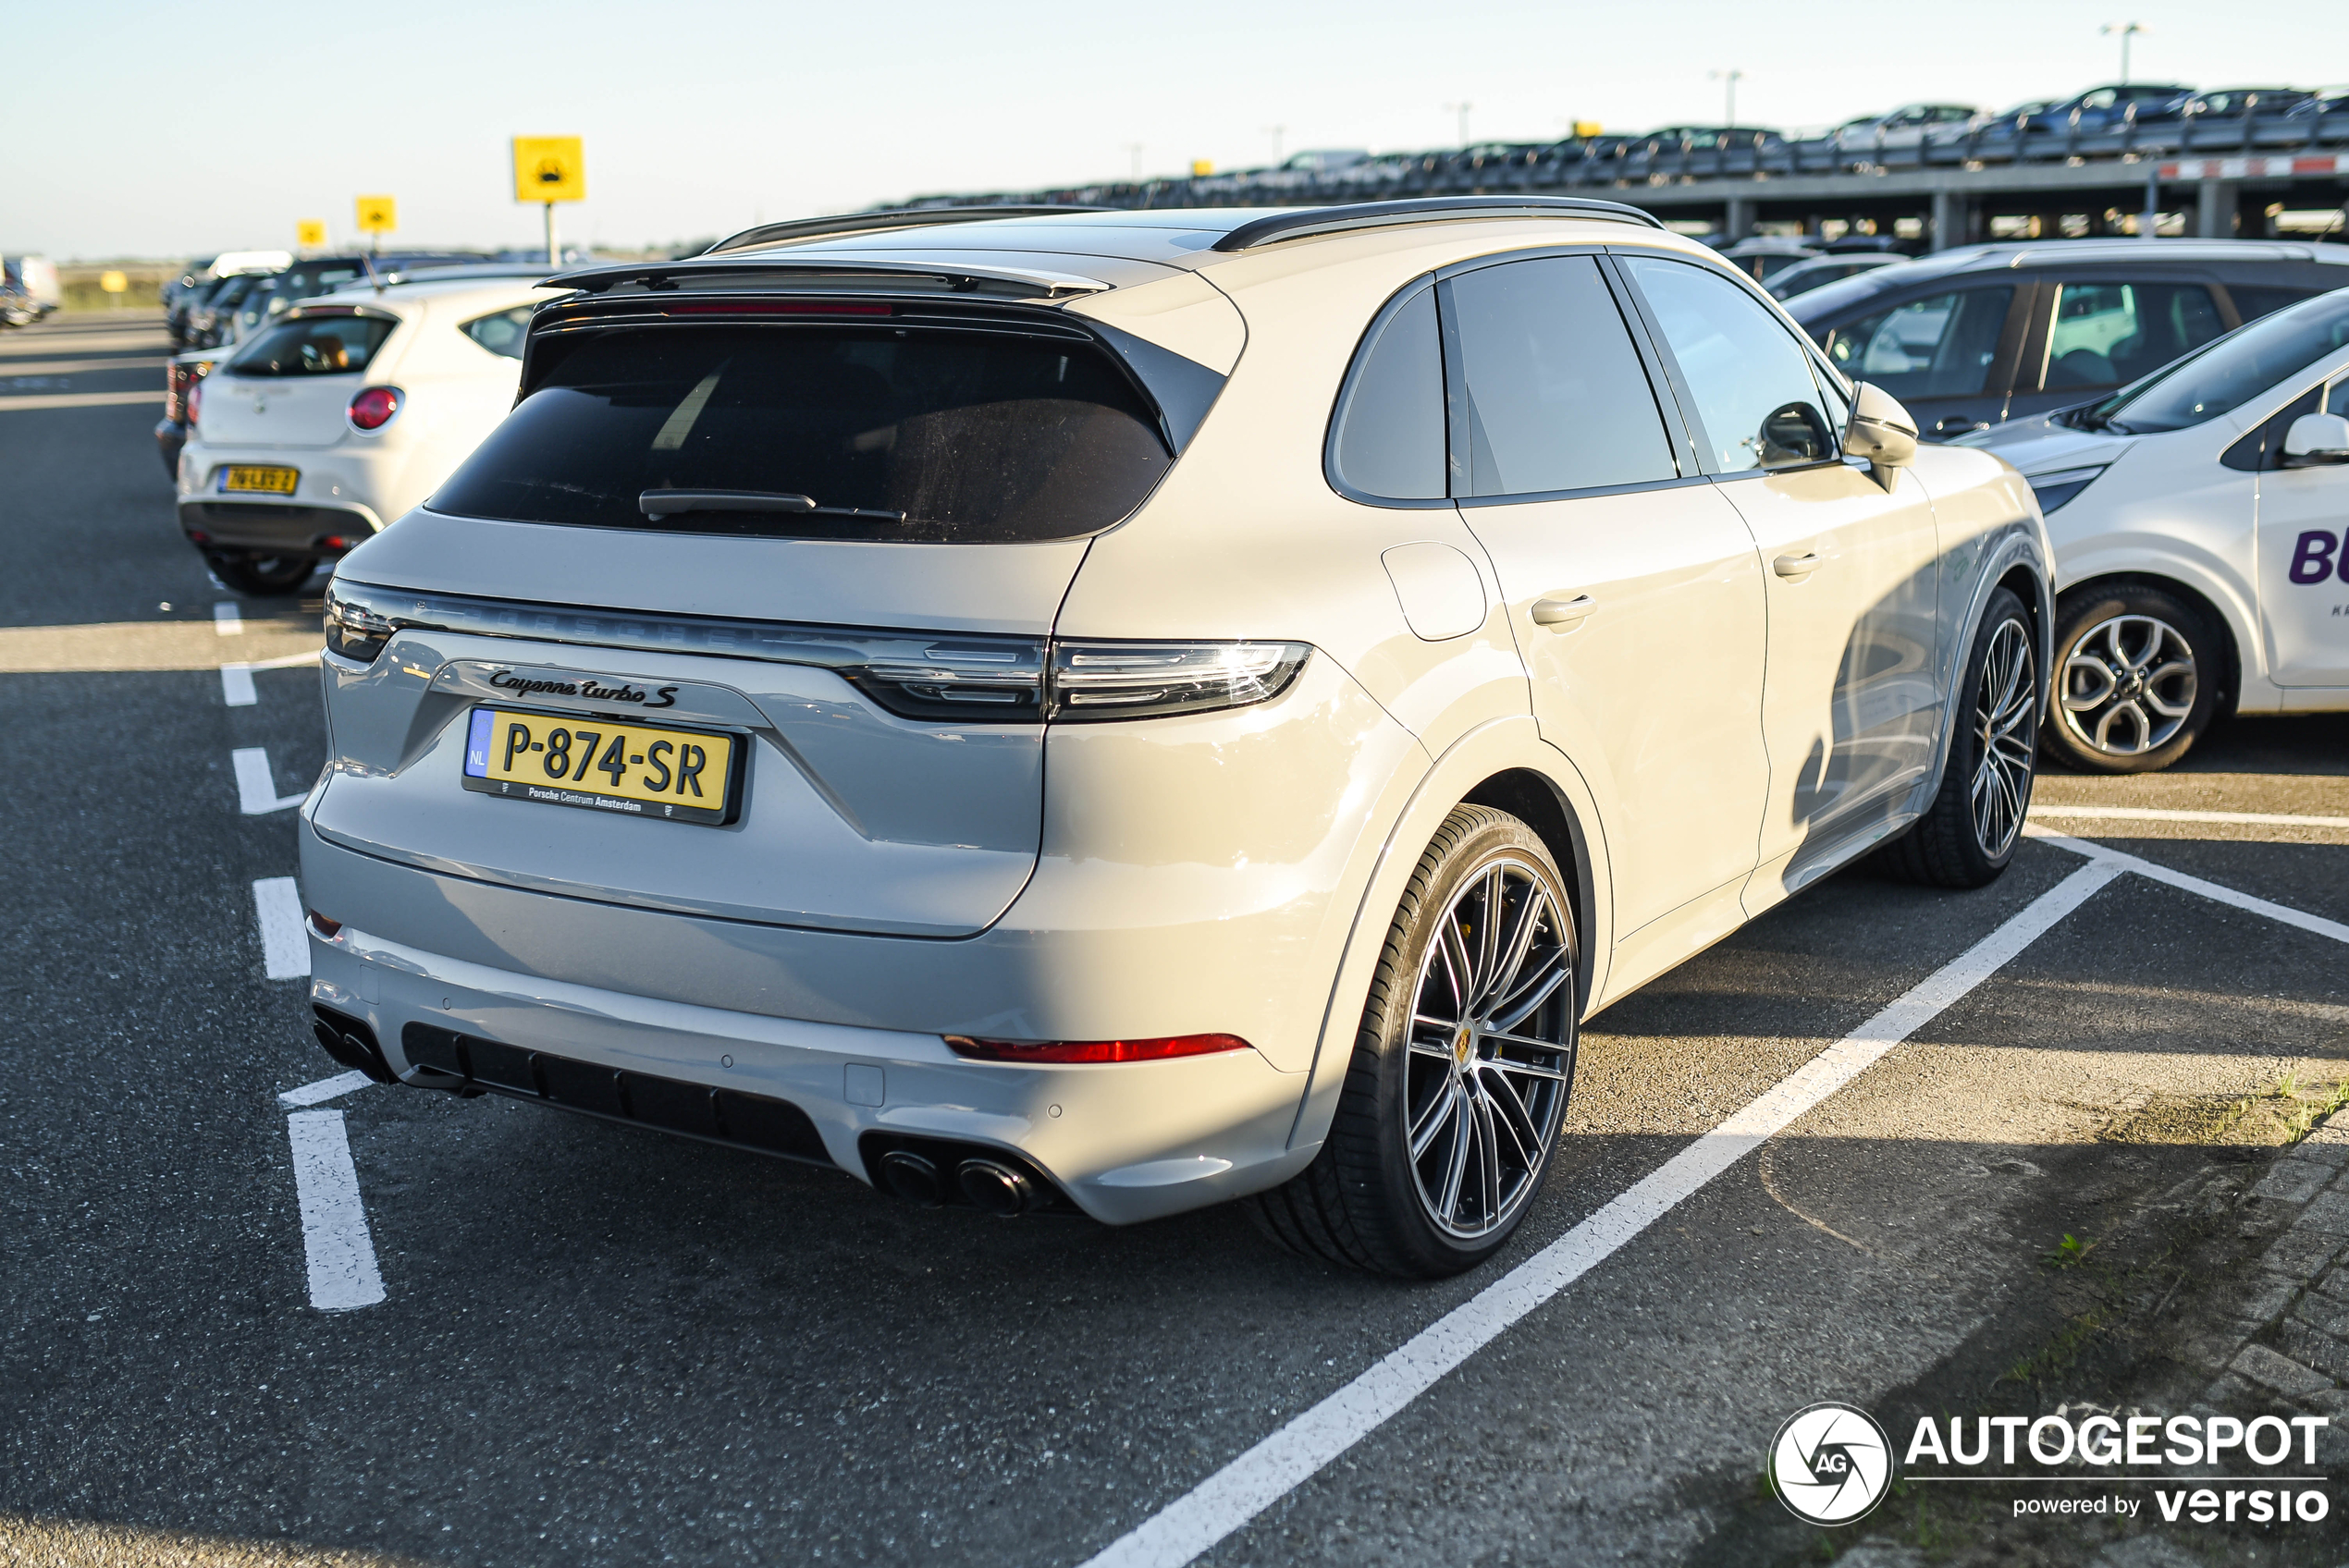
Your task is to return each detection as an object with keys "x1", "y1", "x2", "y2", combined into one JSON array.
[{"x1": 2099, "y1": 1068, "x2": 2349, "y2": 1150}]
